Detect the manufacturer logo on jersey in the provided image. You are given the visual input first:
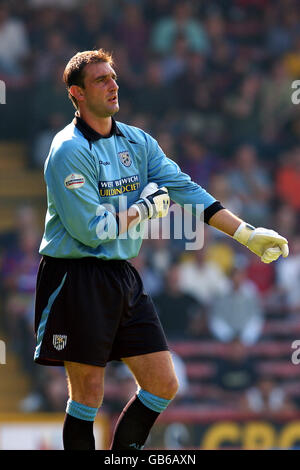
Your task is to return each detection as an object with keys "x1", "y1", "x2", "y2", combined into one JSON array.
[
  {"x1": 53, "y1": 335, "x2": 67, "y2": 351},
  {"x1": 64, "y1": 173, "x2": 85, "y2": 189},
  {"x1": 118, "y1": 151, "x2": 132, "y2": 167}
]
